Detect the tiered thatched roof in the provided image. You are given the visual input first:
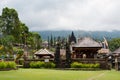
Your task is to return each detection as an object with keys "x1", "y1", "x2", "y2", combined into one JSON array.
[{"x1": 73, "y1": 37, "x2": 102, "y2": 48}]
